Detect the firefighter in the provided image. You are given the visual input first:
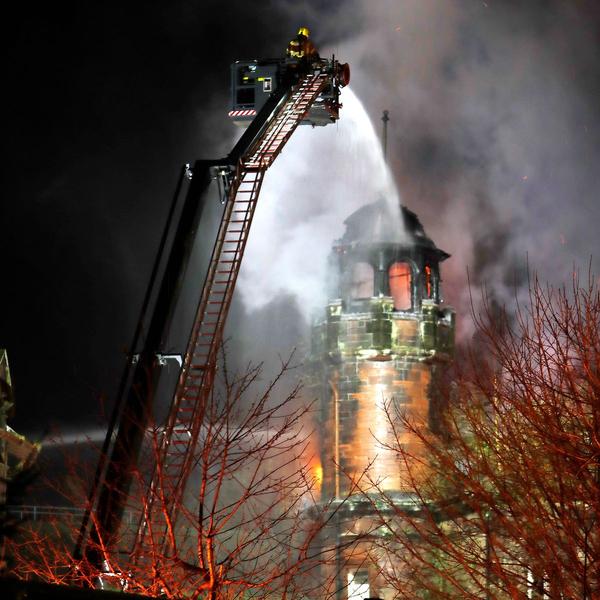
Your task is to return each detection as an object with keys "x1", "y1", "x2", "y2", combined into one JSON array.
[{"x1": 286, "y1": 26, "x2": 319, "y2": 61}]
